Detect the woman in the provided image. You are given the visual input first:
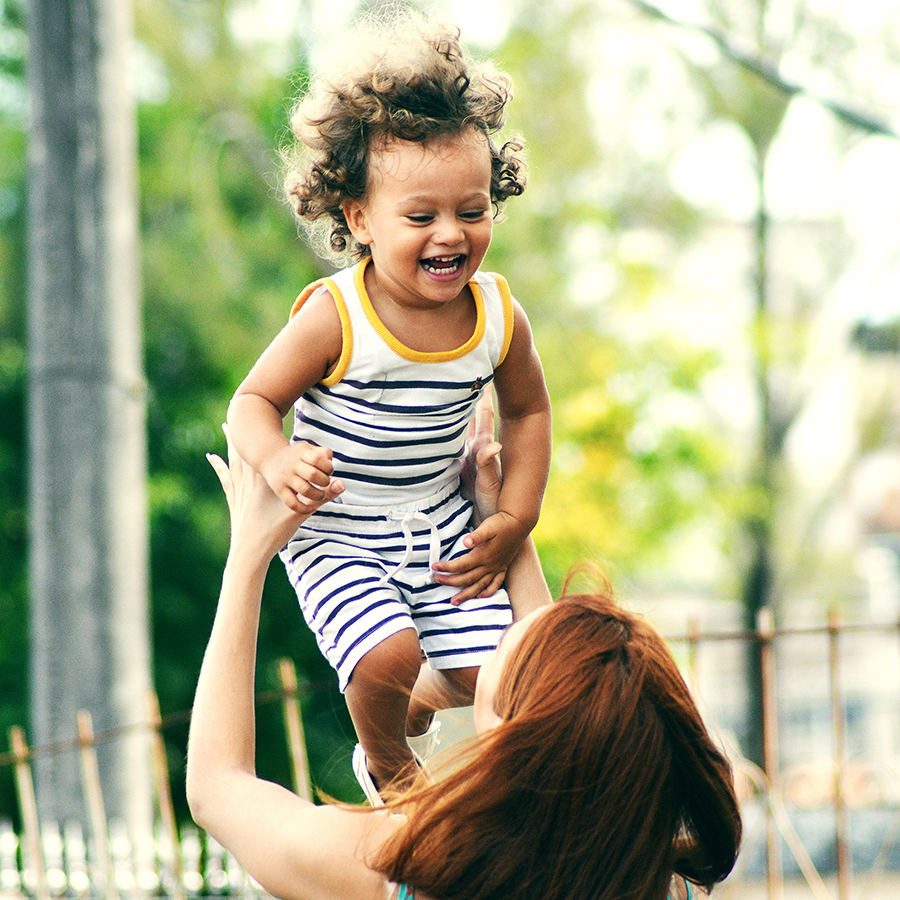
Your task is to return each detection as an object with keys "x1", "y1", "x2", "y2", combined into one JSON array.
[{"x1": 187, "y1": 420, "x2": 741, "y2": 900}]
